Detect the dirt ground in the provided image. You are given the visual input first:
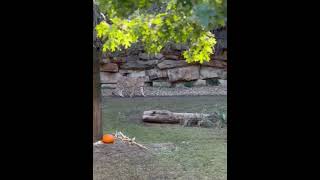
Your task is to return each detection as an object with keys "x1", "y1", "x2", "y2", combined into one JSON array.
[{"x1": 94, "y1": 141, "x2": 183, "y2": 180}]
